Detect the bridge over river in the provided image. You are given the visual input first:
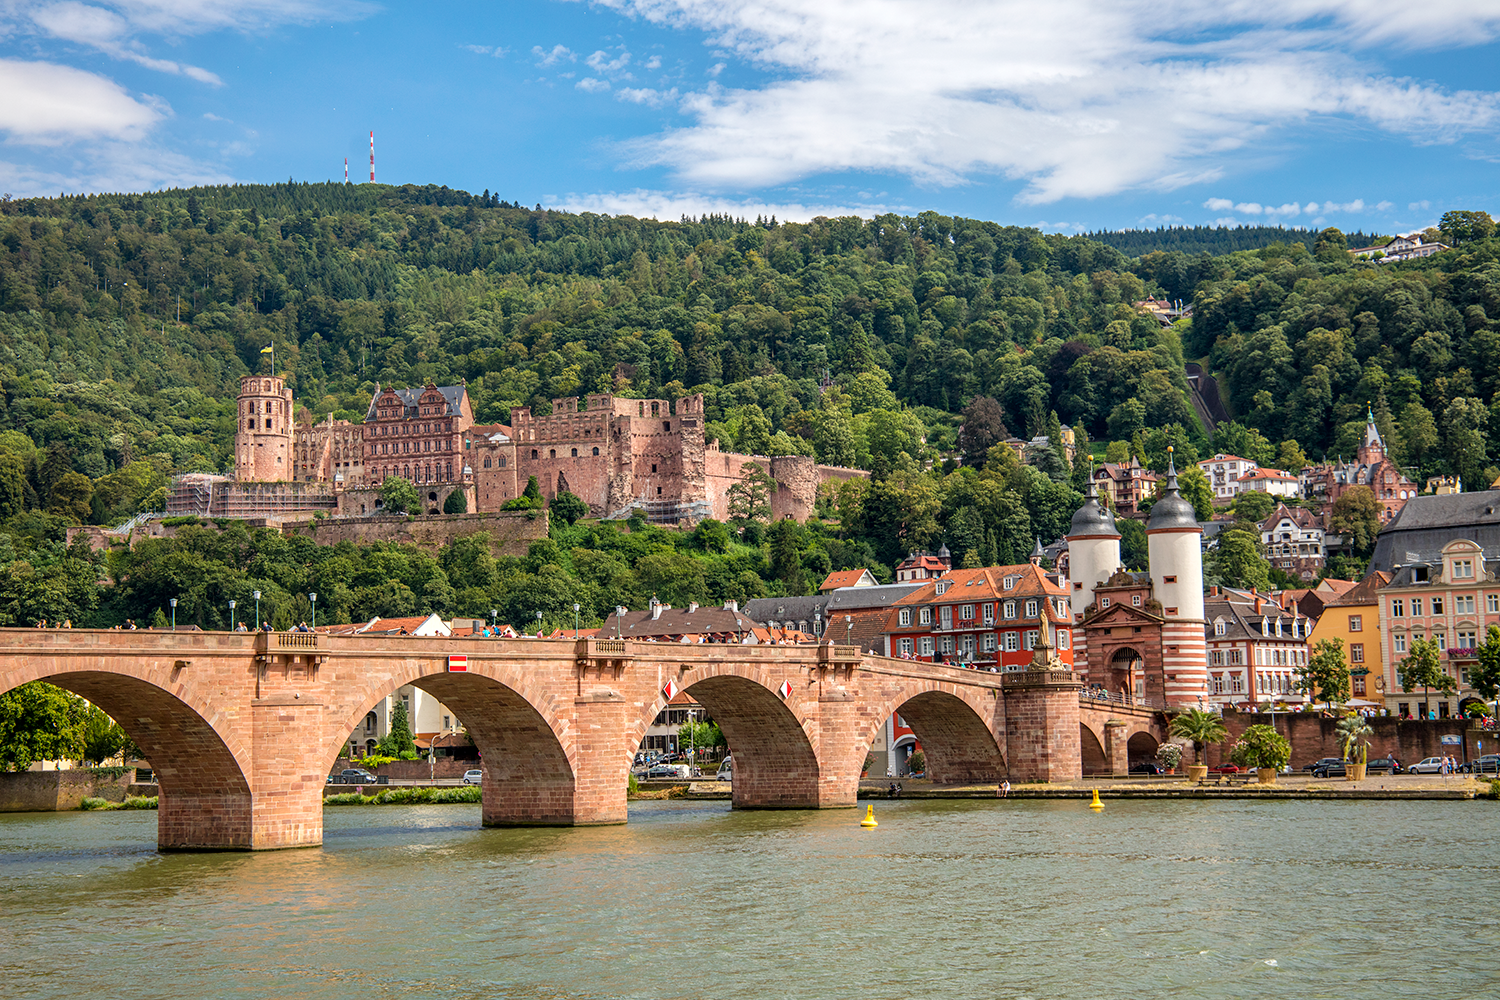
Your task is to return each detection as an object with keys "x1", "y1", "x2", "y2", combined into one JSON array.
[{"x1": 0, "y1": 629, "x2": 1165, "y2": 850}]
